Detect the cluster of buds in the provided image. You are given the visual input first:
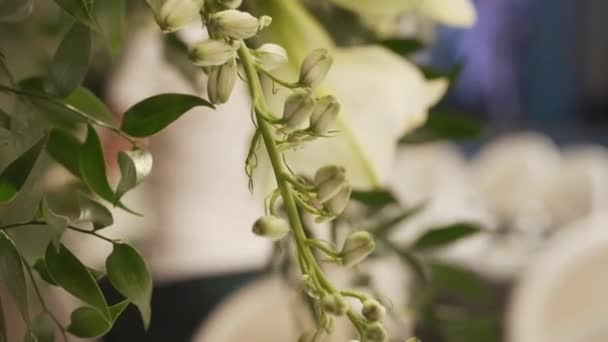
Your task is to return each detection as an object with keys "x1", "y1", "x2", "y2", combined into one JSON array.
[{"x1": 146, "y1": 0, "x2": 274, "y2": 104}]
